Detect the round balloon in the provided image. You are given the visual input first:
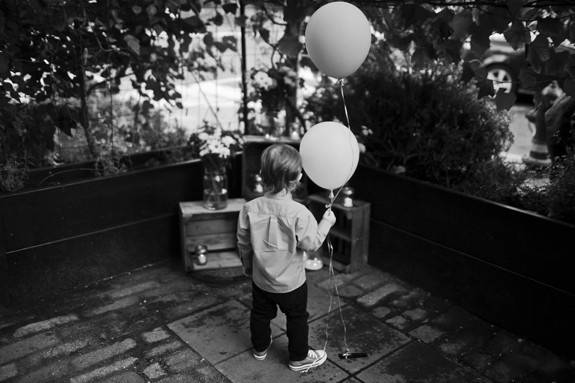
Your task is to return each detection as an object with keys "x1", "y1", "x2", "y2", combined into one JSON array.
[
  {"x1": 305, "y1": 2, "x2": 371, "y2": 79},
  {"x1": 300, "y1": 121, "x2": 360, "y2": 190}
]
